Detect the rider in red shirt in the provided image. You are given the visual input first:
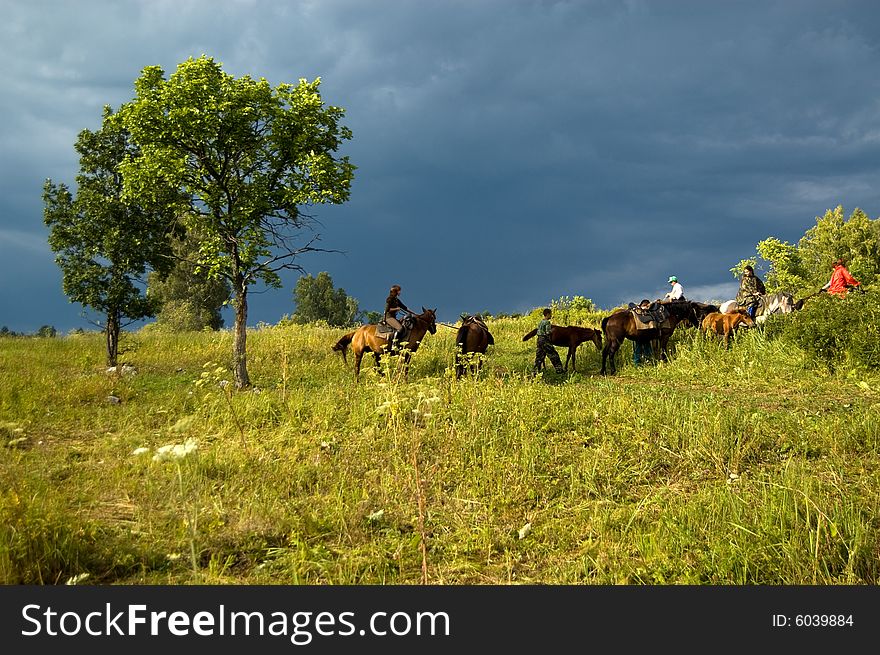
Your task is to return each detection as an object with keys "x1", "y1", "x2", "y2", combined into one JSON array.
[{"x1": 822, "y1": 259, "x2": 861, "y2": 297}]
